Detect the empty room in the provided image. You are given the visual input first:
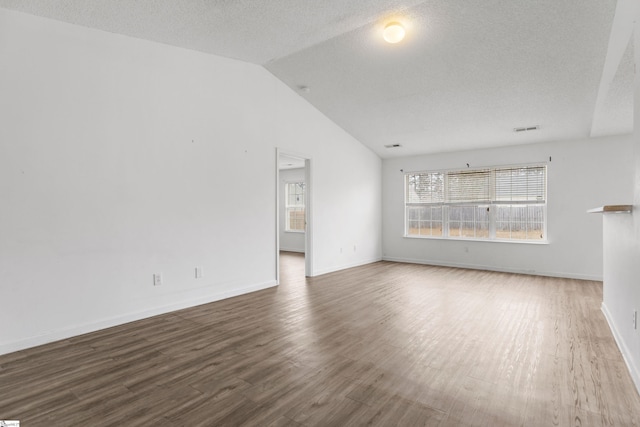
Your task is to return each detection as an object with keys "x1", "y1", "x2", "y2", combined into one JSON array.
[{"x1": 1, "y1": 0, "x2": 640, "y2": 426}]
